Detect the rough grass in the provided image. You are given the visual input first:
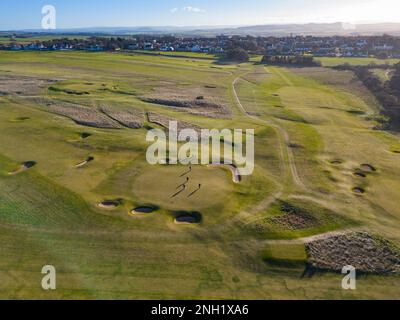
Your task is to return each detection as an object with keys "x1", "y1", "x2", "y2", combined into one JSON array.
[
  {"x1": 31, "y1": 97, "x2": 122, "y2": 129},
  {"x1": 306, "y1": 232, "x2": 400, "y2": 273},
  {"x1": 1, "y1": 51, "x2": 400, "y2": 299},
  {"x1": 316, "y1": 57, "x2": 400, "y2": 67},
  {"x1": 262, "y1": 243, "x2": 307, "y2": 268},
  {"x1": 245, "y1": 199, "x2": 357, "y2": 240}
]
